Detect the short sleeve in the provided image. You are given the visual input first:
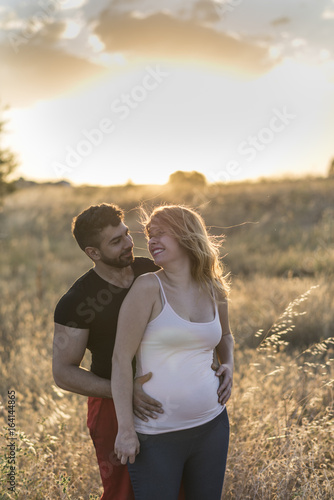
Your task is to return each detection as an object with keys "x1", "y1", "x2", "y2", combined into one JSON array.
[{"x1": 54, "y1": 289, "x2": 90, "y2": 329}]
